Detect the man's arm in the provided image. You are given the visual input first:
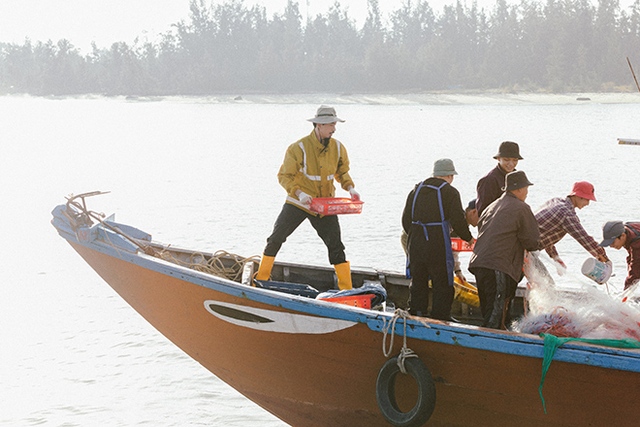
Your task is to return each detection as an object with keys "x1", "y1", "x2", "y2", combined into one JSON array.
[
  {"x1": 401, "y1": 190, "x2": 415, "y2": 234},
  {"x1": 518, "y1": 208, "x2": 541, "y2": 252},
  {"x1": 625, "y1": 244, "x2": 640, "y2": 289},
  {"x1": 334, "y1": 142, "x2": 354, "y2": 191},
  {"x1": 476, "y1": 172, "x2": 500, "y2": 215},
  {"x1": 563, "y1": 212, "x2": 608, "y2": 260},
  {"x1": 277, "y1": 144, "x2": 303, "y2": 197}
]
